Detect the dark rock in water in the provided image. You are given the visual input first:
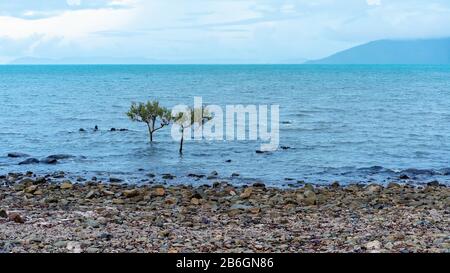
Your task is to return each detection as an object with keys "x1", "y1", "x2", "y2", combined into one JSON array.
[
  {"x1": 225, "y1": 159, "x2": 232, "y2": 163},
  {"x1": 47, "y1": 154, "x2": 75, "y2": 160},
  {"x1": 255, "y1": 150, "x2": 266, "y2": 154},
  {"x1": 427, "y1": 181, "x2": 440, "y2": 187},
  {"x1": 110, "y1": 128, "x2": 116, "y2": 131},
  {"x1": 253, "y1": 182, "x2": 266, "y2": 188},
  {"x1": 280, "y1": 146, "x2": 291, "y2": 150},
  {"x1": 231, "y1": 173, "x2": 240, "y2": 177},
  {"x1": 402, "y1": 168, "x2": 436, "y2": 176},
  {"x1": 34, "y1": 177, "x2": 46, "y2": 184},
  {"x1": 18, "y1": 158, "x2": 39, "y2": 165},
  {"x1": 281, "y1": 121, "x2": 292, "y2": 124},
  {"x1": 162, "y1": 174, "x2": 175, "y2": 180},
  {"x1": 7, "y1": 152, "x2": 29, "y2": 158},
  {"x1": 439, "y1": 168, "x2": 450, "y2": 175},
  {"x1": 79, "y1": 128, "x2": 86, "y2": 132},
  {"x1": 188, "y1": 173, "x2": 206, "y2": 179},
  {"x1": 330, "y1": 181, "x2": 340, "y2": 189},
  {"x1": 119, "y1": 128, "x2": 128, "y2": 131},
  {"x1": 399, "y1": 174, "x2": 410, "y2": 180},
  {"x1": 40, "y1": 158, "x2": 58, "y2": 164},
  {"x1": 146, "y1": 173, "x2": 156, "y2": 178},
  {"x1": 109, "y1": 177, "x2": 123, "y2": 183}
]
